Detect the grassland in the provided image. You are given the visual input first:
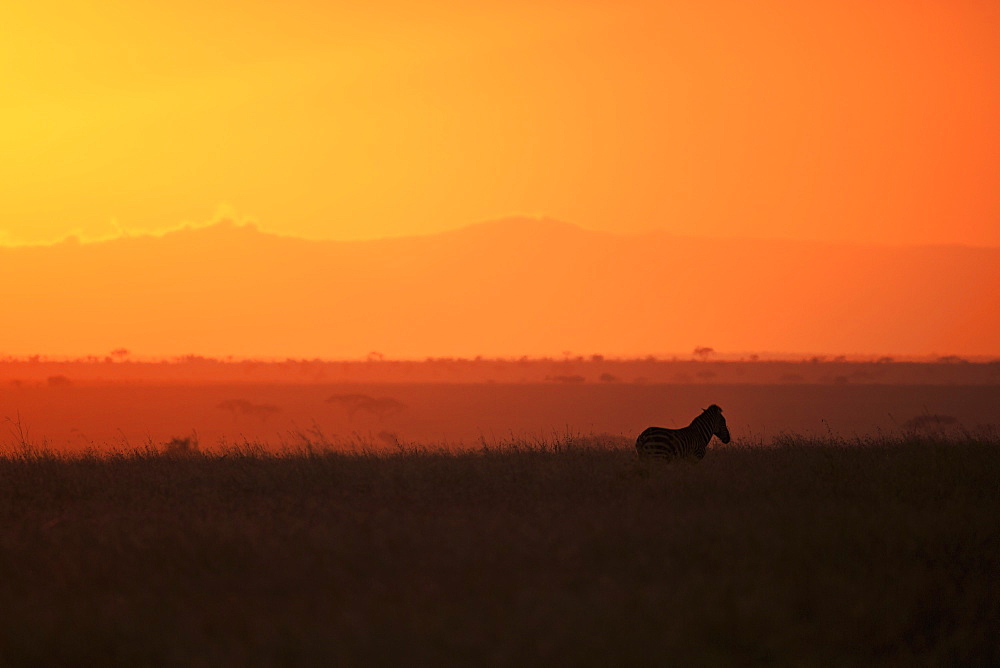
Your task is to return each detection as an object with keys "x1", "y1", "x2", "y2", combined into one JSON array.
[{"x1": 0, "y1": 435, "x2": 997, "y2": 665}]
